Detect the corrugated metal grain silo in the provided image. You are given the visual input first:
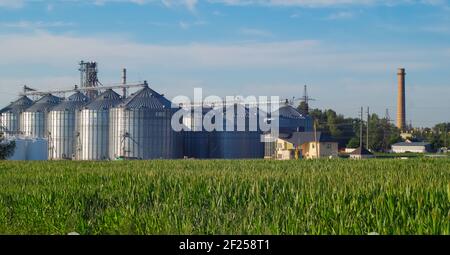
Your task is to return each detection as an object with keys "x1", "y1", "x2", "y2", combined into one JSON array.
[
  {"x1": 109, "y1": 85, "x2": 182, "y2": 160},
  {"x1": 208, "y1": 104, "x2": 264, "y2": 159},
  {"x1": 21, "y1": 94, "x2": 61, "y2": 138},
  {"x1": 48, "y1": 91, "x2": 89, "y2": 160},
  {"x1": 0, "y1": 96, "x2": 33, "y2": 137},
  {"x1": 278, "y1": 104, "x2": 313, "y2": 134},
  {"x1": 76, "y1": 89, "x2": 122, "y2": 160},
  {"x1": 183, "y1": 107, "x2": 212, "y2": 159}
]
